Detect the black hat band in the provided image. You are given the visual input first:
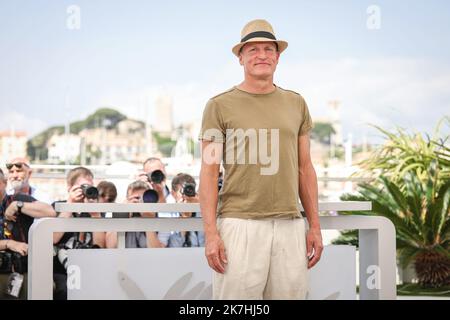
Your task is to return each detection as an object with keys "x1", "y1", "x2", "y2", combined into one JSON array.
[{"x1": 241, "y1": 31, "x2": 276, "y2": 43}]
